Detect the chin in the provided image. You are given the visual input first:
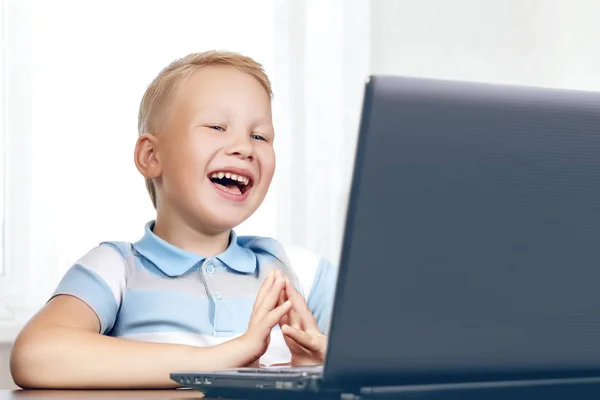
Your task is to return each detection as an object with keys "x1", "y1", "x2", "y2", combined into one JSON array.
[
  {"x1": 203, "y1": 210, "x2": 256, "y2": 233},
  {"x1": 186, "y1": 189, "x2": 265, "y2": 233}
]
